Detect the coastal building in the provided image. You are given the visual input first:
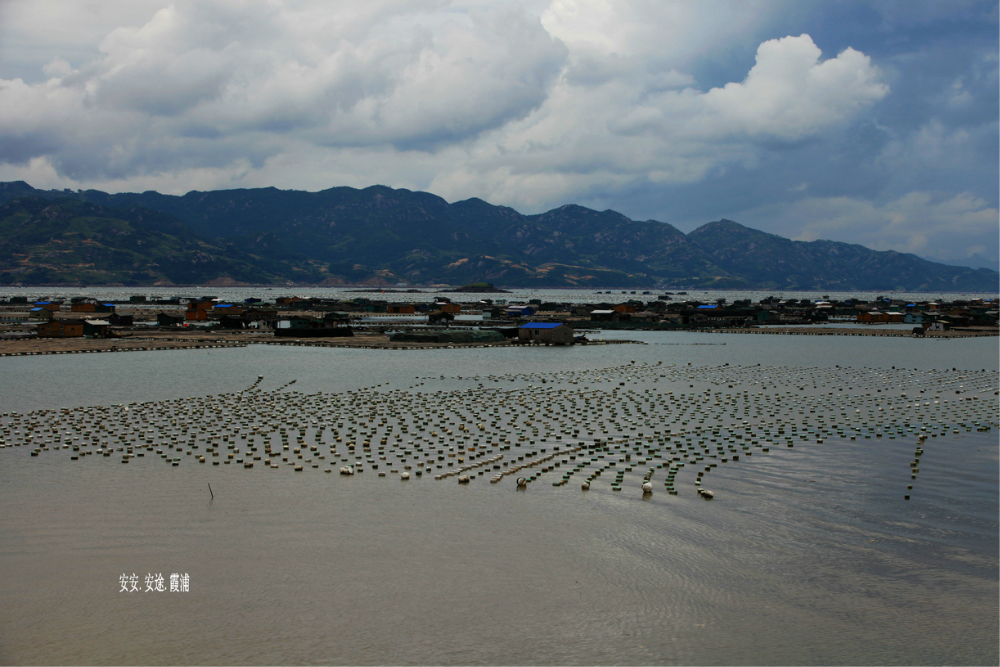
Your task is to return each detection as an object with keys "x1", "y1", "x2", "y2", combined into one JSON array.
[
  {"x1": 188, "y1": 299, "x2": 215, "y2": 311},
  {"x1": 428, "y1": 310, "x2": 455, "y2": 325},
  {"x1": 109, "y1": 313, "x2": 133, "y2": 326},
  {"x1": 507, "y1": 305, "x2": 535, "y2": 317},
  {"x1": 71, "y1": 302, "x2": 115, "y2": 313},
  {"x1": 157, "y1": 313, "x2": 184, "y2": 326},
  {"x1": 33, "y1": 302, "x2": 61, "y2": 312},
  {"x1": 518, "y1": 322, "x2": 574, "y2": 345},
  {"x1": 37, "y1": 319, "x2": 86, "y2": 338},
  {"x1": 857, "y1": 312, "x2": 904, "y2": 323},
  {"x1": 274, "y1": 314, "x2": 354, "y2": 338},
  {"x1": 245, "y1": 308, "x2": 280, "y2": 329},
  {"x1": 941, "y1": 314, "x2": 970, "y2": 328},
  {"x1": 82, "y1": 319, "x2": 110, "y2": 338},
  {"x1": 247, "y1": 318, "x2": 276, "y2": 330},
  {"x1": 277, "y1": 316, "x2": 319, "y2": 329},
  {"x1": 591, "y1": 309, "x2": 628, "y2": 322},
  {"x1": 324, "y1": 311, "x2": 350, "y2": 324},
  {"x1": 0, "y1": 311, "x2": 33, "y2": 323},
  {"x1": 219, "y1": 315, "x2": 248, "y2": 329}
]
